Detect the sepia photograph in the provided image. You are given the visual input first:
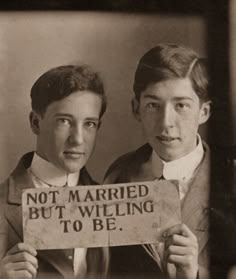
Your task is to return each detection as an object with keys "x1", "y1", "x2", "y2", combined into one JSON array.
[{"x1": 0, "y1": 1, "x2": 235, "y2": 279}]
